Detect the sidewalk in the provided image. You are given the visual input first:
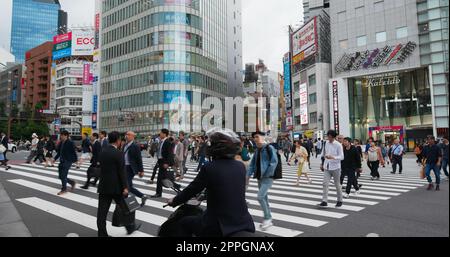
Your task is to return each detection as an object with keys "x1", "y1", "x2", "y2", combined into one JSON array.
[{"x1": 0, "y1": 180, "x2": 31, "y2": 237}]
